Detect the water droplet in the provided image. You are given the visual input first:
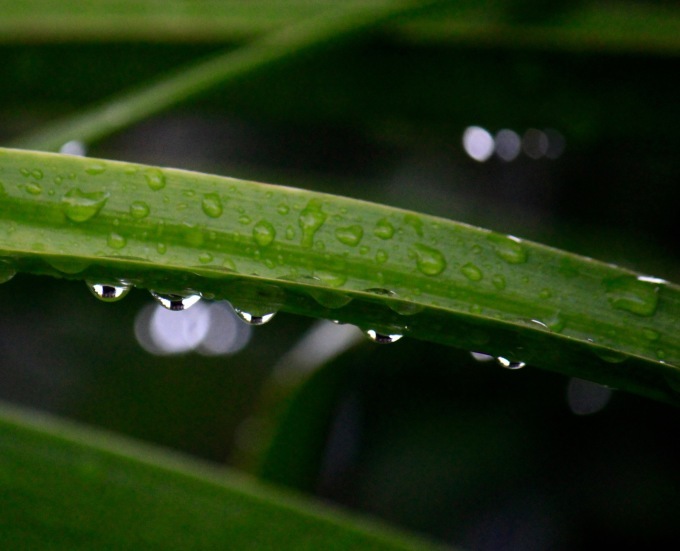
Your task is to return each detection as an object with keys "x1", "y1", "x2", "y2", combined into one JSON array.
[
  {"x1": 296, "y1": 275, "x2": 351, "y2": 309},
  {"x1": 594, "y1": 348, "x2": 628, "y2": 364},
  {"x1": 31, "y1": 169, "x2": 44, "y2": 180},
  {"x1": 198, "y1": 252, "x2": 214, "y2": 264},
  {"x1": 25, "y1": 182, "x2": 42, "y2": 195},
  {"x1": 298, "y1": 199, "x2": 327, "y2": 248},
  {"x1": 461, "y1": 262, "x2": 483, "y2": 281},
  {"x1": 85, "y1": 163, "x2": 106, "y2": 175},
  {"x1": 496, "y1": 357, "x2": 525, "y2": 370},
  {"x1": 0, "y1": 261, "x2": 16, "y2": 284},
  {"x1": 365, "y1": 287, "x2": 396, "y2": 298},
  {"x1": 543, "y1": 313, "x2": 566, "y2": 333},
  {"x1": 253, "y1": 220, "x2": 276, "y2": 247},
  {"x1": 528, "y1": 319, "x2": 550, "y2": 331},
  {"x1": 374, "y1": 218, "x2": 395, "y2": 240},
  {"x1": 637, "y1": 275, "x2": 668, "y2": 285},
  {"x1": 365, "y1": 289, "x2": 424, "y2": 317},
  {"x1": 487, "y1": 233, "x2": 528, "y2": 264},
  {"x1": 277, "y1": 204, "x2": 289, "y2": 215},
  {"x1": 604, "y1": 275, "x2": 659, "y2": 316},
  {"x1": 129, "y1": 201, "x2": 150, "y2": 219},
  {"x1": 144, "y1": 168, "x2": 166, "y2": 190},
  {"x1": 412, "y1": 244, "x2": 446, "y2": 276},
  {"x1": 233, "y1": 309, "x2": 276, "y2": 325},
  {"x1": 470, "y1": 351, "x2": 494, "y2": 362},
  {"x1": 150, "y1": 291, "x2": 201, "y2": 311},
  {"x1": 201, "y1": 193, "x2": 223, "y2": 218},
  {"x1": 62, "y1": 188, "x2": 109, "y2": 222},
  {"x1": 314, "y1": 270, "x2": 347, "y2": 288},
  {"x1": 157, "y1": 242, "x2": 167, "y2": 254},
  {"x1": 364, "y1": 329, "x2": 403, "y2": 344},
  {"x1": 375, "y1": 249, "x2": 389, "y2": 264},
  {"x1": 87, "y1": 280, "x2": 131, "y2": 302},
  {"x1": 492, "y1": 274, "x2": 506, "y2": 290},
  {"x1": 107, "y1": 232, "x2": 127, "y2": 249},
  {"x1": 539, "y1": 288, "x2": 553, "y2": 299},
  {"x1": 335, "y1": 225, "x2": 363, "y2": 247},
  {"x1": 44, "y1": 257, "x2": 89, "y2": 274}
]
